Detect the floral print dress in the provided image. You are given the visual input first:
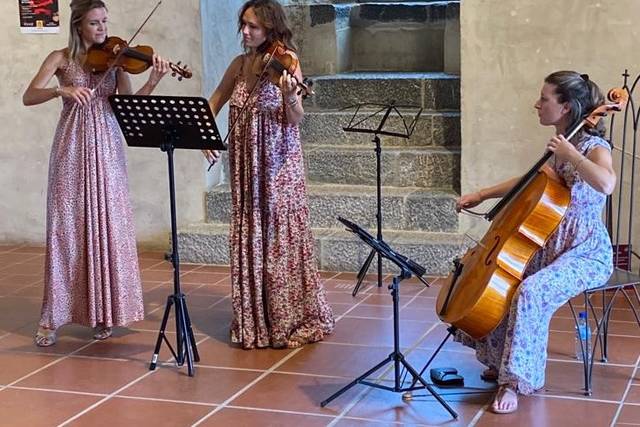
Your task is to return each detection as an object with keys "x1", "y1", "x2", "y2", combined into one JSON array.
[
  {"x1": 457, "y1": 134, "x2": 613, "y2": 394},
  {"x1": 227, "y1": 57, "x2": 335, "y2": 349},
  {"x1": 40, "y1": 60, "x2": 144, "y2": 330}
]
